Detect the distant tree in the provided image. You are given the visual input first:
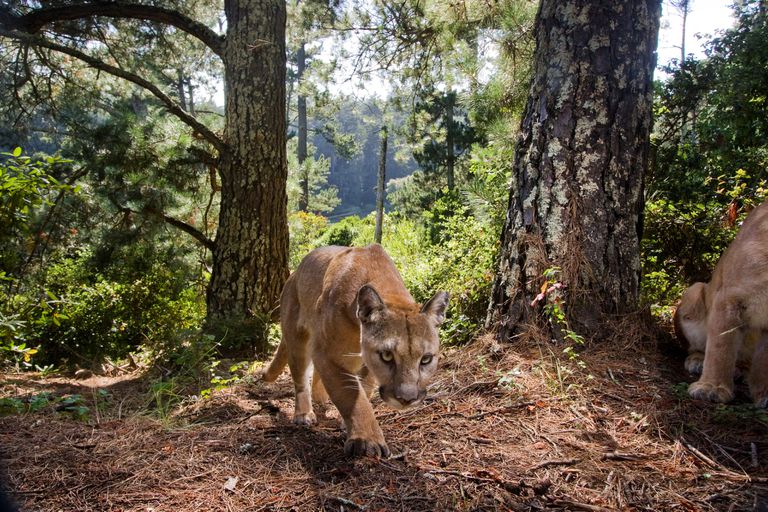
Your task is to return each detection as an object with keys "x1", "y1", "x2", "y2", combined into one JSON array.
[
  {"x1": 286, "y1": 140, "x2": 339, "y2": 214},
  {"x1": 651, "y1": 0, "x2": 768, "y2": 206},
  {"x1": 286, "y1": 0, "x2": 340, "y2": 212},
  {"x1": 487, "y1": 0, "x2": 662, "y2": 340},
  {"x1": 411, "y1": 90, "x2": 480, "y2": 192},
  {"x1": 0, "y1": 0, "x2": 289, "y2": 351}
]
